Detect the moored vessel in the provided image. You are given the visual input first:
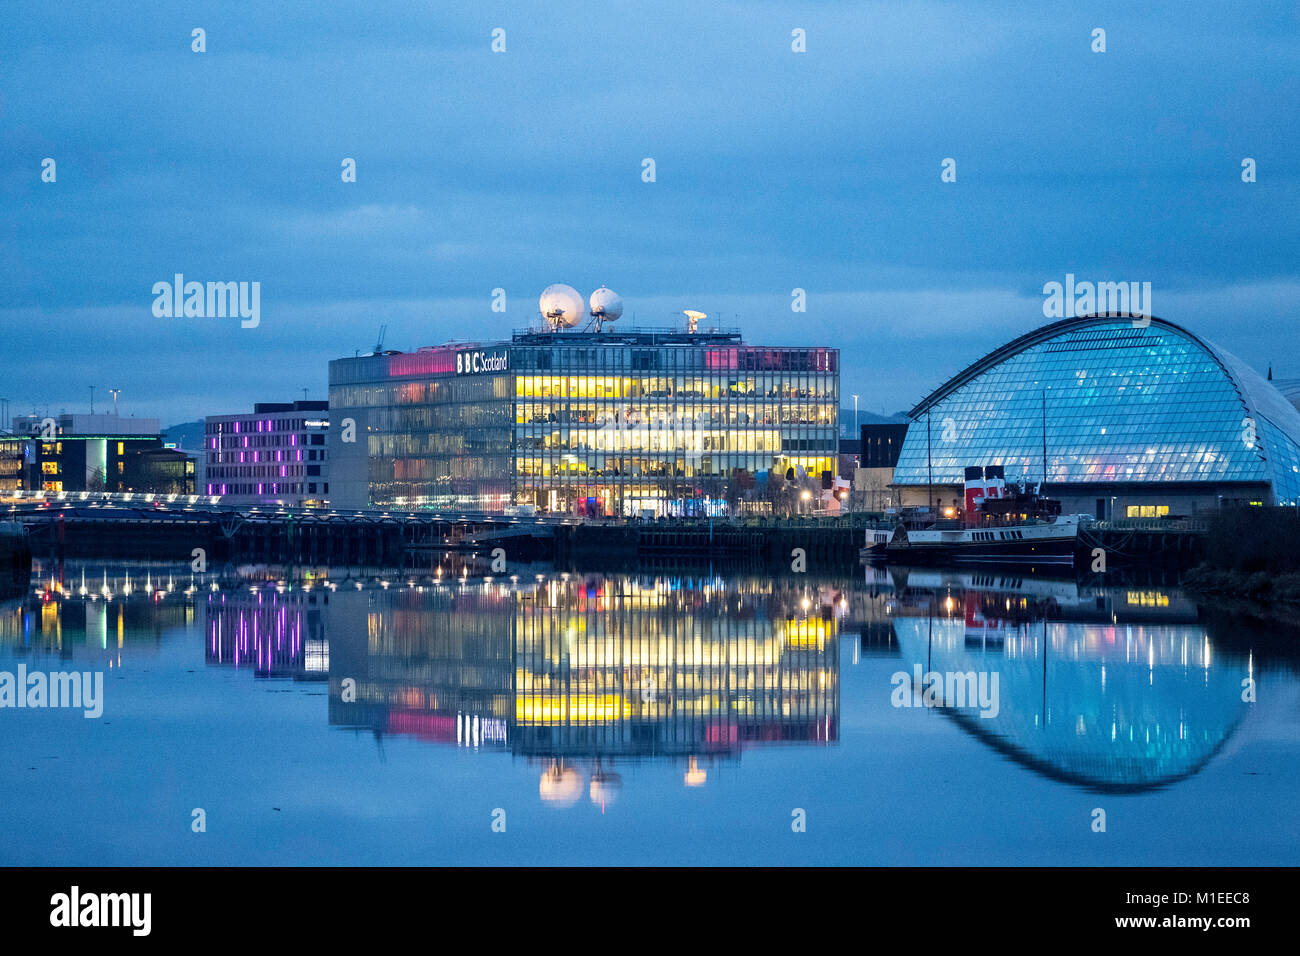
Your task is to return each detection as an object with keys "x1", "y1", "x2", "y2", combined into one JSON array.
[{"x1": 871, "y1": 466, "x2": 1087, "y2": 567}]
